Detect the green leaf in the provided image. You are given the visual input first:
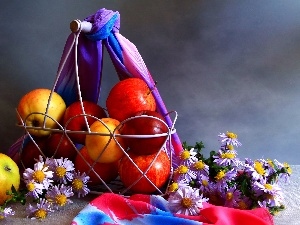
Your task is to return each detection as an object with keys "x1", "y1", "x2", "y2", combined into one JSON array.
[{"x1": 3, "y1": 185, "x2": 27, "y2": 207}]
